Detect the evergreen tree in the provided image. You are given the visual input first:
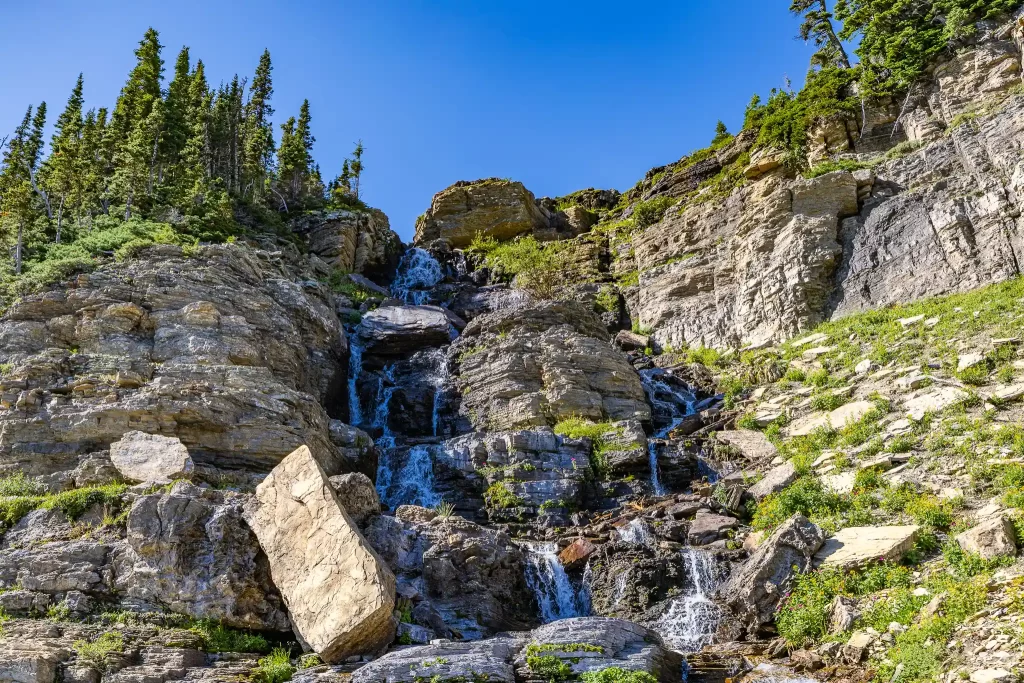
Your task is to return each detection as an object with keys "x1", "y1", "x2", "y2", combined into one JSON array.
[
  {"x1": 350, "y1": 140, "x2": 364, "y2": 200},
  {"x1": 111, "y1": 28, "x2": 164, "y2": 141},
  {"x1": 275, "y1": 99, "x2": 315, "y2": 206},
  {"x1": 161, "y1": 46, "x2": 193, "y2": 186},
  {"x1": 712, "y1": 120, "x2": 730, "y2": 145},
  {"x1": 179, "y1": 59, "x2": 212, "y2": 206},
  {"x1": 0, "y1": 108, "x2": 36, "y2": 273},
  {"x1": 790, "y1": 0, "x2": 851, "y2": 69},
  {"x1": 42, "y1": 75, "x2": 85, "y2": 241},
  {"x1": 243, "y1": 49, "x2": 275, "y2": 200}
]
